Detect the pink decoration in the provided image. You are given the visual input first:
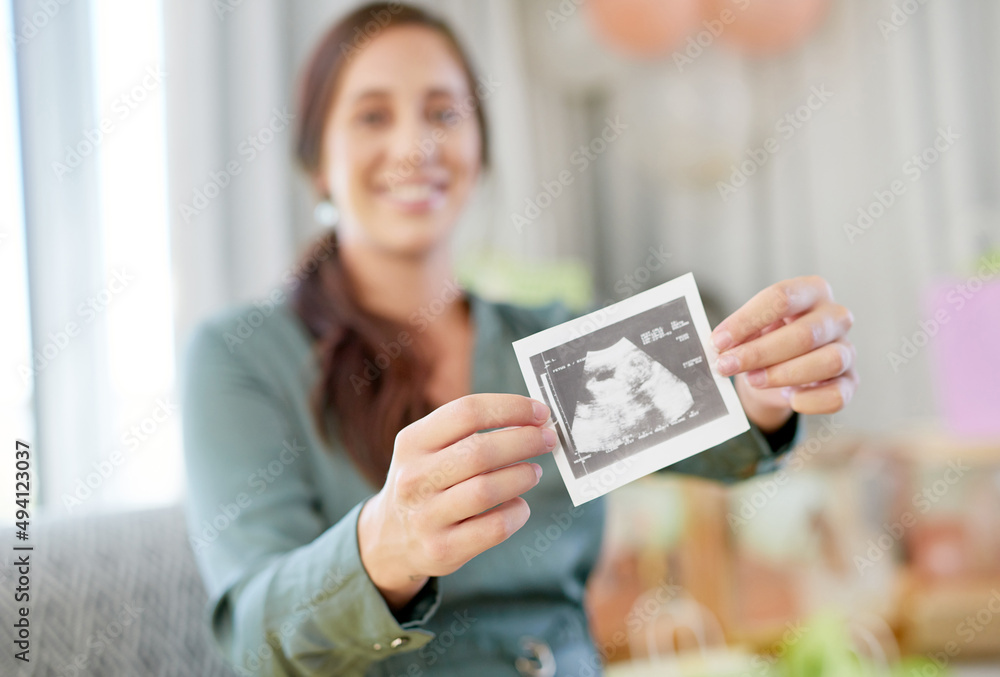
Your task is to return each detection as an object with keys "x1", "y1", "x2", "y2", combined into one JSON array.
[
  {"x1": 701, "y1": 0, "x2": 831, "y2": 55},
  {"x1": 586, "y1": 0, "x2": 702, "y2": 58},
  {"x1": 924, "y1": 278, "x2": 1000, "y2": 438}
]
